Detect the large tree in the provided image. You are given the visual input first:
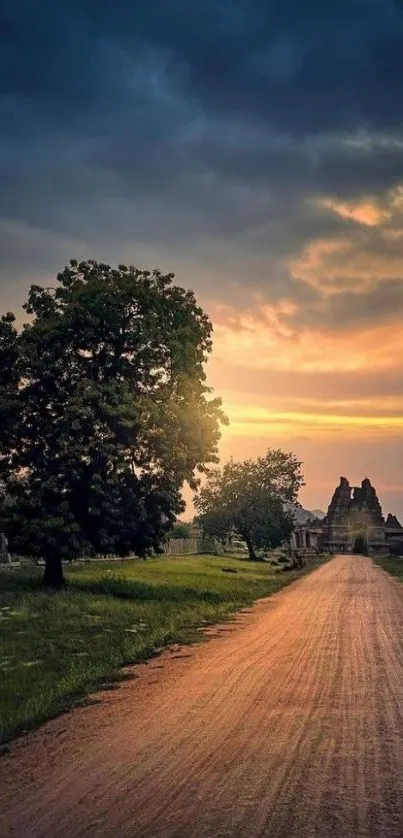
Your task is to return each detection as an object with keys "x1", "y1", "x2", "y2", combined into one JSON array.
[
  {"x1": 194, "y1": 449, "x2": 304, "y2": 560},
  {"x1": 0, "y1": 260, "x2": 226, "y2": 586}
]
